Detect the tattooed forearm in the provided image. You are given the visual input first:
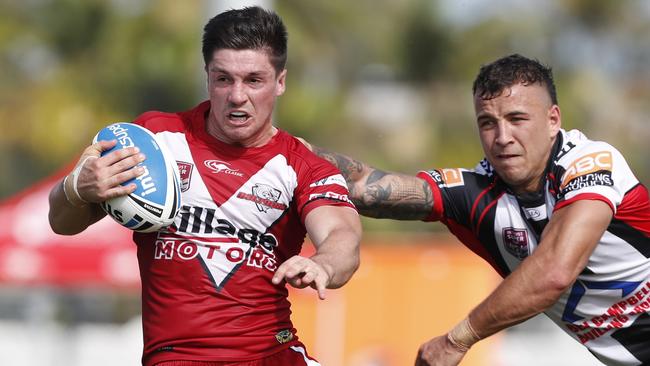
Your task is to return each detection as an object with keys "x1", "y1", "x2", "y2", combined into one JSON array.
[
  {"x1": 311, "y1": 145, "x2": 434, "y2": 220},
  {"x1": 355, "y1": 171, "x2": 434, "y2": 220}
]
